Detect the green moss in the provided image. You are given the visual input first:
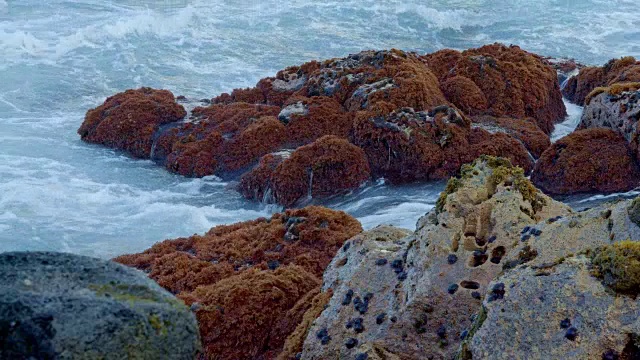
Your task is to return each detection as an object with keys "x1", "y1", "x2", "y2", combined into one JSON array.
[
  {"x1": 148, "y1": 314, "x2": 169, "y2": 336},
  {"x1": 590, "y1": 241, "x2": 640, "y2": 296},
  {"x1": 628, "y1": 197, "x2": 640, "y2": 227},
  {"x1": 436, "y1": 177, "x2": 463, "y2": 214},
  {"x1": 88, "y1": 283, "x2": 184, "y2": 310}
]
